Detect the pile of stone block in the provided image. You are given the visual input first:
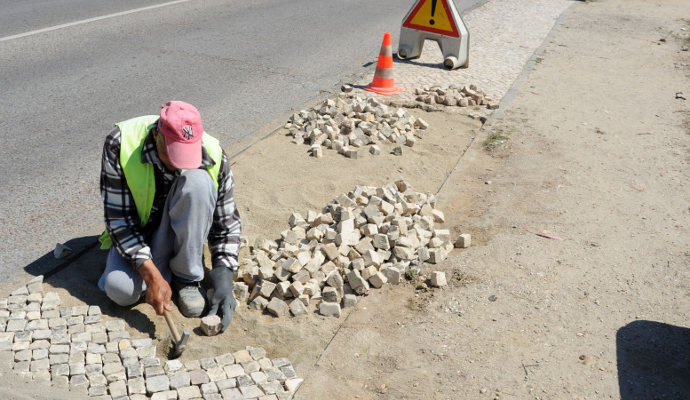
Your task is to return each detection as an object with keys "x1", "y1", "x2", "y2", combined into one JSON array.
[
  {"x1": 414, "y1": 84, "x2": 499, "y2": 110},
  {"x1": 0, "y1": 276, "x2": 302, "y2": 400},
  {"x1": 283, "y1": 94, "x2": 429, "y2": 159},
  {"x1": 235, "y1": 179, "x2": 454, "y2": 318}
]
